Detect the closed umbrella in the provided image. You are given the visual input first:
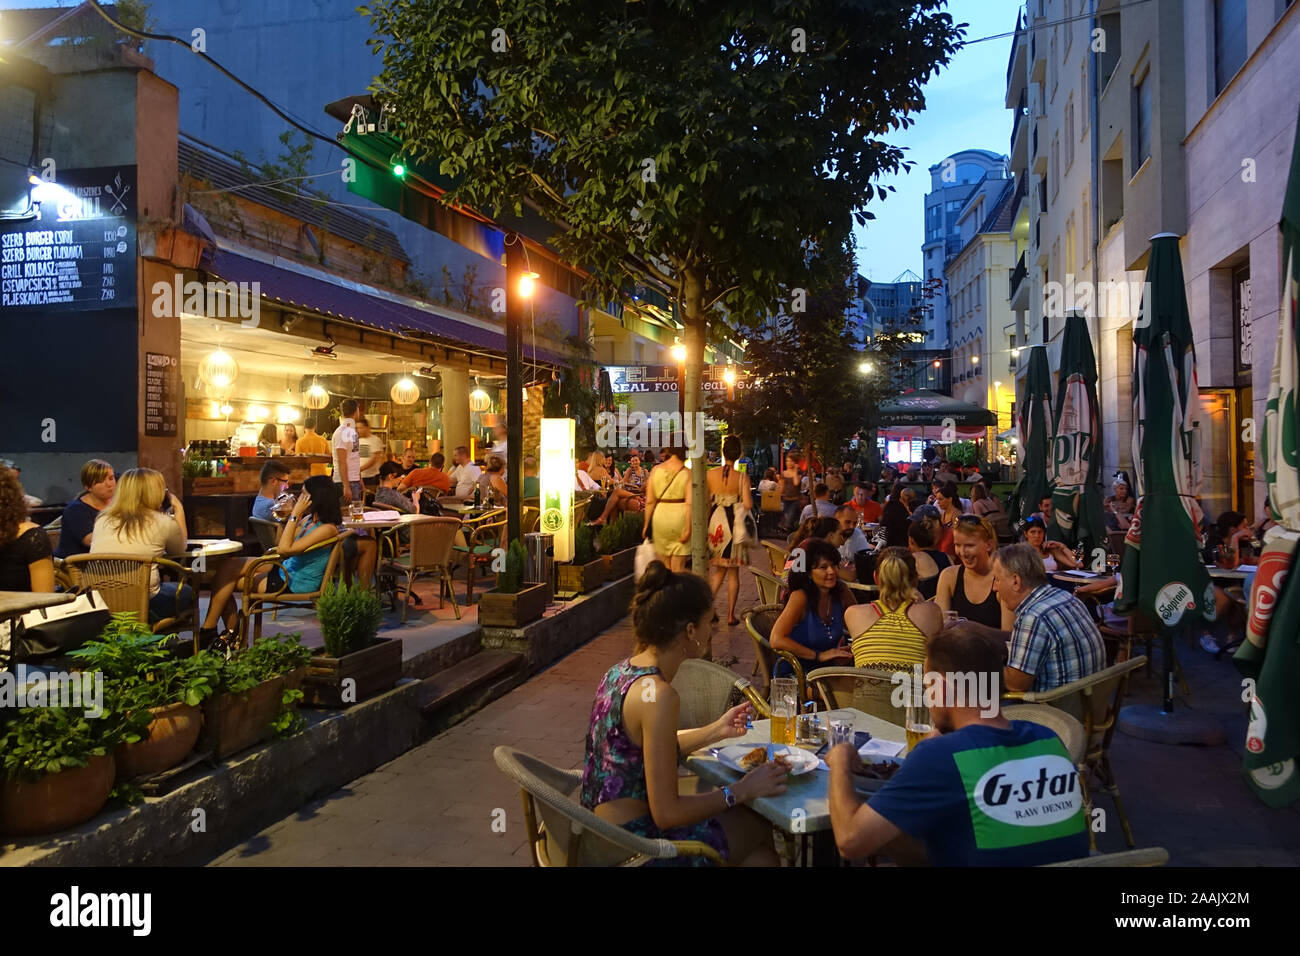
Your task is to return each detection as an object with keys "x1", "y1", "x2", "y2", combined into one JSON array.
[
  {"x1": 1114, "y1": 234, "x2": 1214, "y2": 719},
  {"x1": 1050, "y1": 312, "x2": 1107, "y2": 561},
  {"x1": 1234, "y1": 107, "x2": 1300, "y2": 806},
  {"x1": 1008, "y1": 346, "x2": 1052, "y2": 532}
]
